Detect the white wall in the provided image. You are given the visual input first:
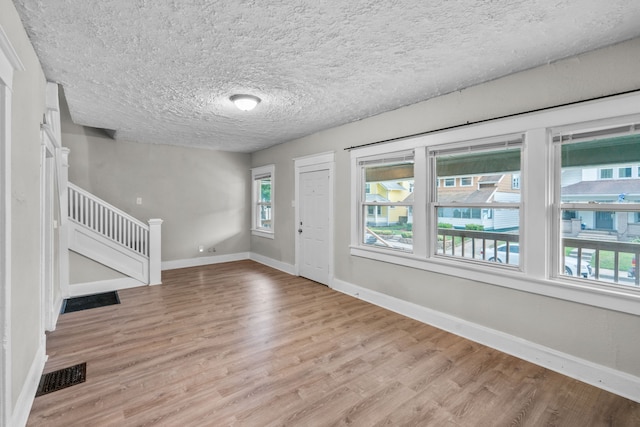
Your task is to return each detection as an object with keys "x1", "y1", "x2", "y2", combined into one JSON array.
[
  {"x1": 0, "y1": 0, "x2": 48, "y2": 421},
  {"x1": 251, "y1": 38, "x2": 640, "y2": 378}
]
